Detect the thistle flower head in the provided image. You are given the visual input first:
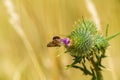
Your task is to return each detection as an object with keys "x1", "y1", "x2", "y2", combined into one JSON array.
[
  {"x1": 65, "y1": 20, "x2": 107, "y2": 57},
  {"x1": 60, "y1": 38, "x2": 70, "y2": 47}
]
